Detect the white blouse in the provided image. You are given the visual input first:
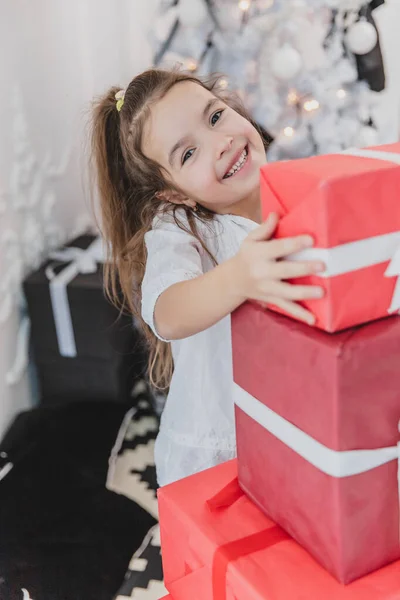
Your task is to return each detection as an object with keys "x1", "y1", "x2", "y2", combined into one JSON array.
[{"x1": 141, "y1": 210, "x2": 258, "y2": 487}]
